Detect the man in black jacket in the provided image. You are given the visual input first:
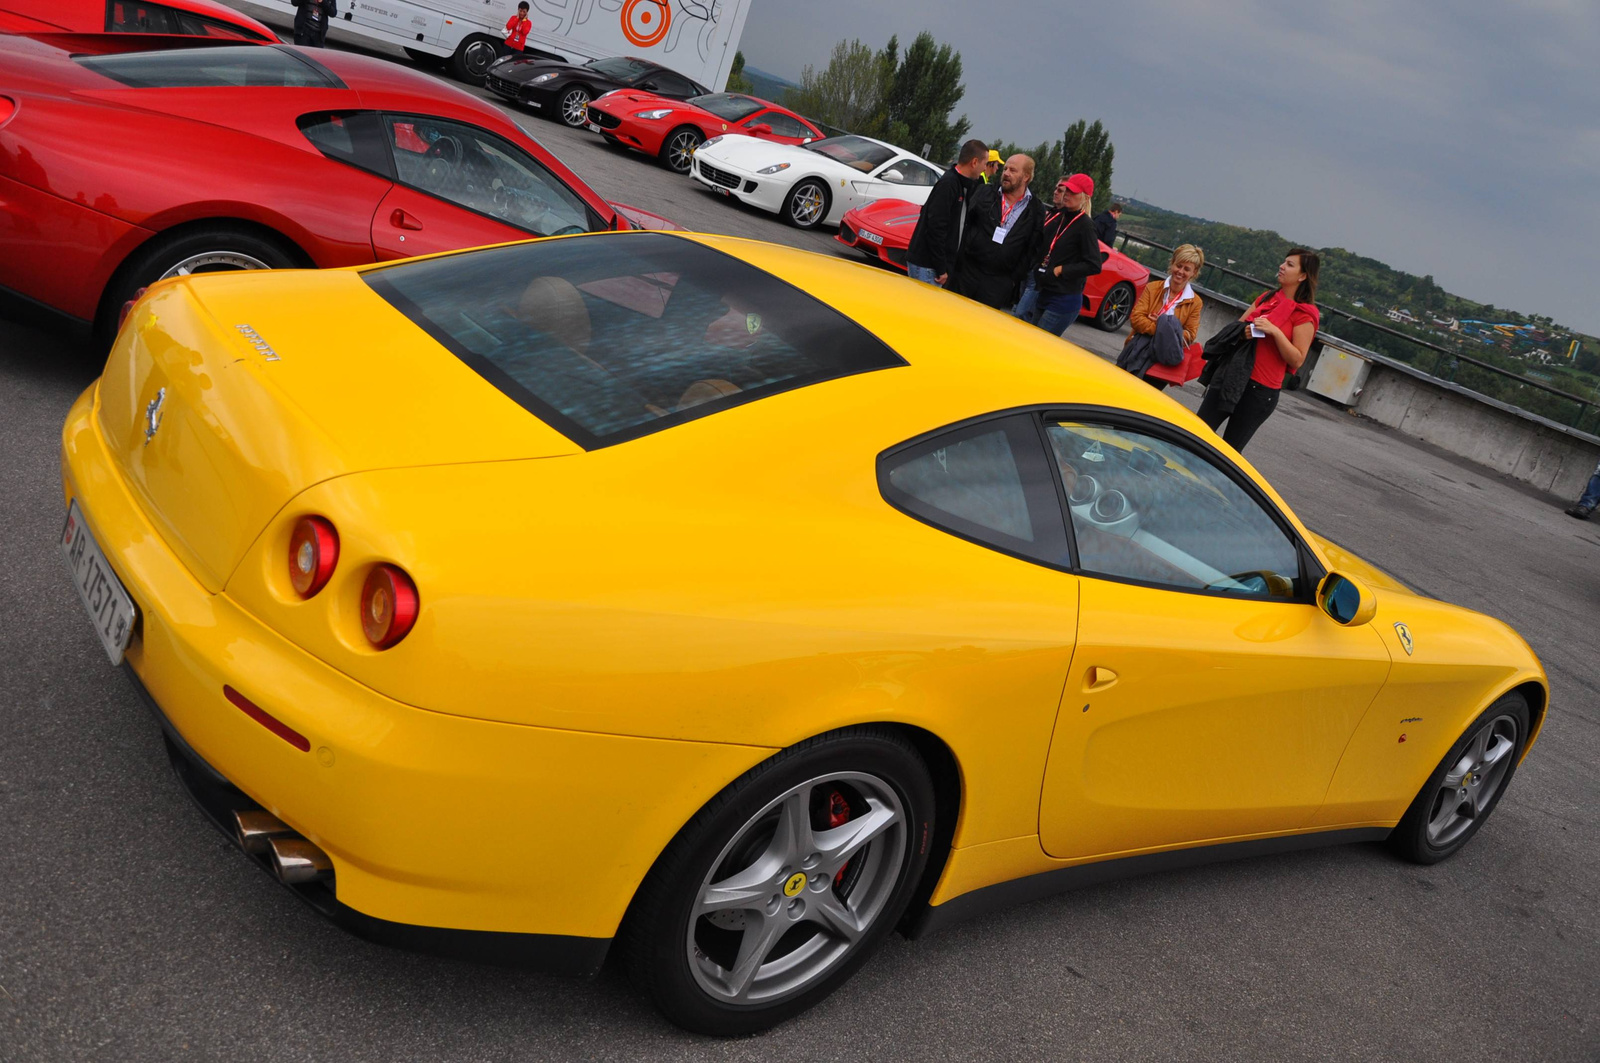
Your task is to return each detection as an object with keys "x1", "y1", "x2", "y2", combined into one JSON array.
[
  {"x1": 293, "y1": 0, "x2": 337, "y2": 46},
  {"x1": 1093, "y1": 202, "x2": 1122, "y2": 247},
  {"x1": 947, "y1": 154, "x2": 1043, "y2": 310},
  {"x1": 905, "y1": 139, "x2": 988, "y2": 286}
]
